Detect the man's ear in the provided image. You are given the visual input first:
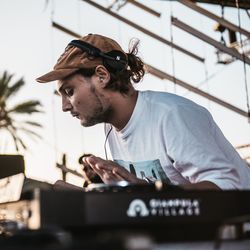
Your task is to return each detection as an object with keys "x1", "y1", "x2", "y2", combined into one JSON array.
[{"x1": 95, "y1": 65, "x2": 110, "y2": 87}]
